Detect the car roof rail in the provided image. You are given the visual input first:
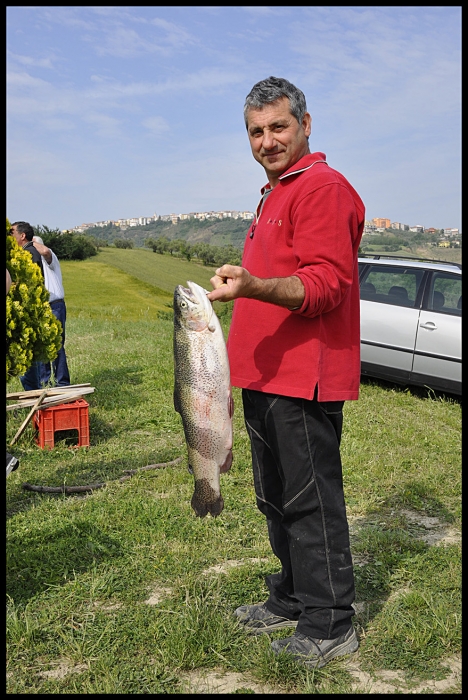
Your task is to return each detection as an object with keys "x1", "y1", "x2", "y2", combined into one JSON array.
[{"x1": 358, "y1": 253, "x2": 462, "y2": 270}]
